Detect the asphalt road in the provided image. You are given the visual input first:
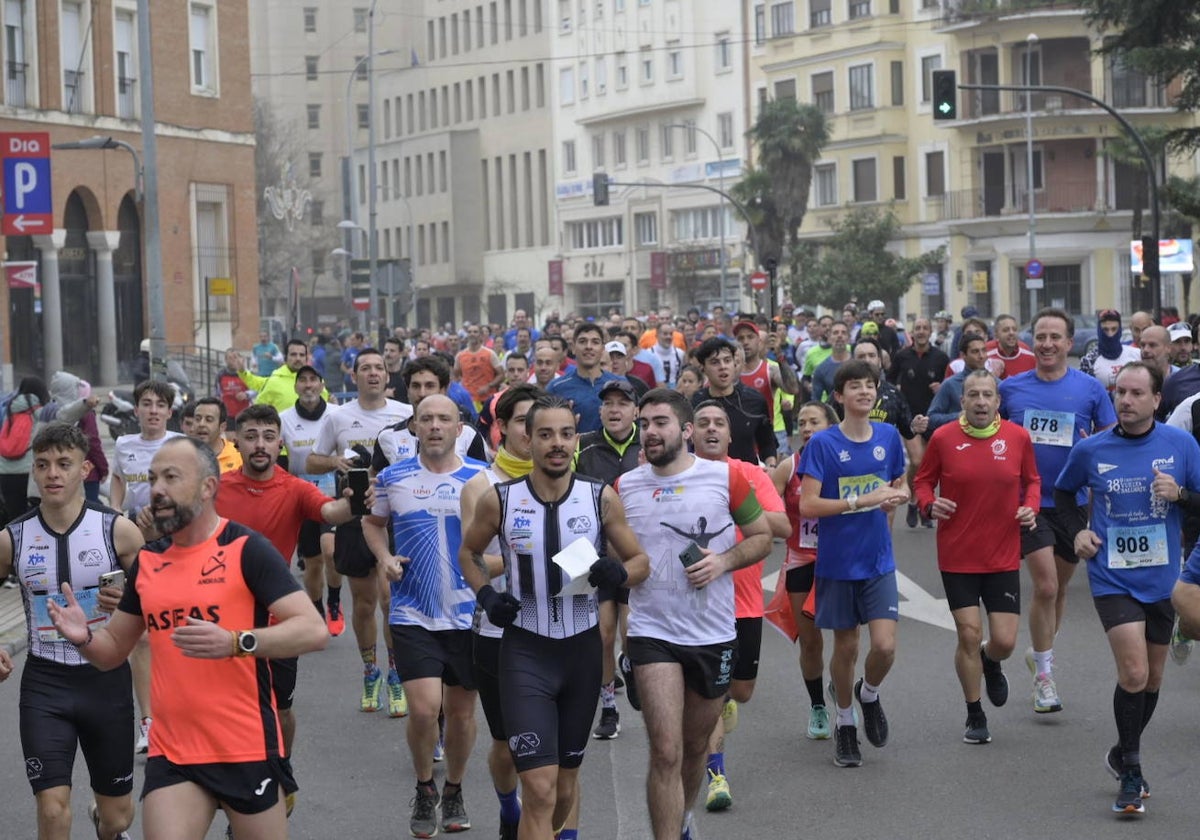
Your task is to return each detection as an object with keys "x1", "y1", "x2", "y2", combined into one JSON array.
[{"x1": 4, "y1": 522, "x2": 1200, "y2": 839}]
